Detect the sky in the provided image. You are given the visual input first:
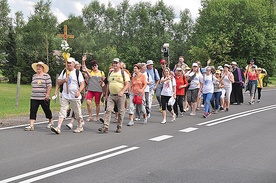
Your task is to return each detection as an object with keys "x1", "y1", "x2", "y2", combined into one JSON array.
[{"x1": 7, "y1": 0, "x2": 202, "y2": 23}]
